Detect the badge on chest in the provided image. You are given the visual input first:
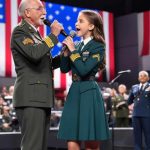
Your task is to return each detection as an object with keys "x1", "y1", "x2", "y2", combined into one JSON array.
[{"x1": 81, "y1": 50, "x2": 90, "y2": 61}]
